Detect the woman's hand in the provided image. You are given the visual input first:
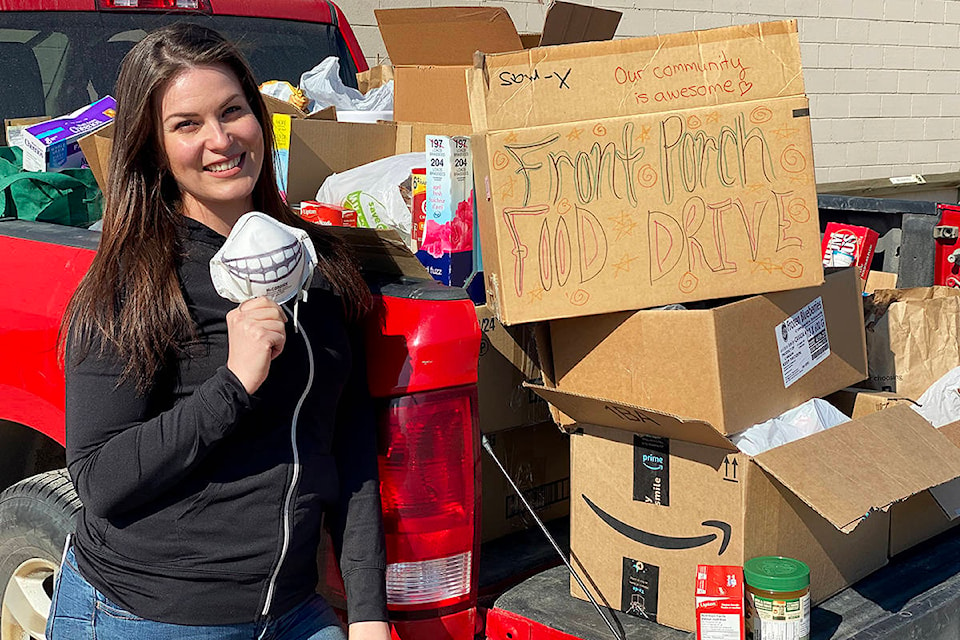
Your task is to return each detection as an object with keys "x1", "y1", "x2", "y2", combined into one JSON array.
[
  {"x1": 348, "y1": 621, "x2": 390, "y2": 640},
  {"x1": 225, "y1": 297, "x2": 287, "y2": 394}
]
